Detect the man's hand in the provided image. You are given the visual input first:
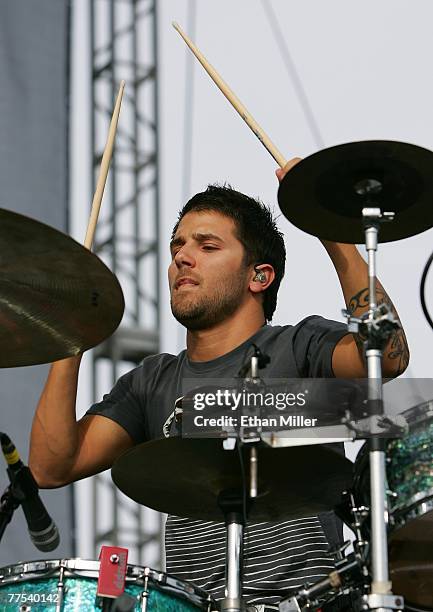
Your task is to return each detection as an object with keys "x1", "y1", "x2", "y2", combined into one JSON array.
[{"x1": 275, "y1": 157, "x2": 302, "y2": 183}]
